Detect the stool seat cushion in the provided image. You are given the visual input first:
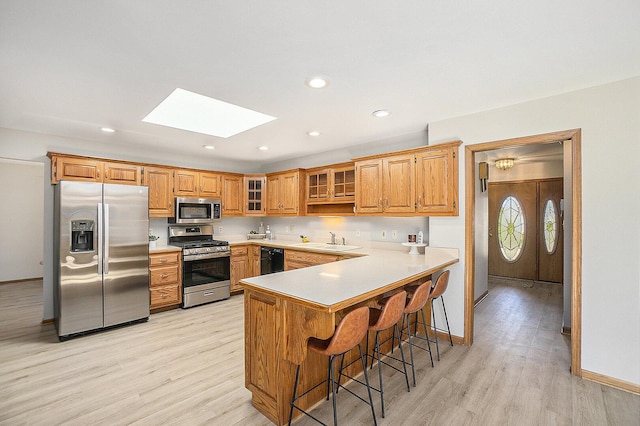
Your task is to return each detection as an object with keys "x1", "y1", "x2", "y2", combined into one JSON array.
[{"x1": 308, "y1": 306, "x2": 370, "y2": 356}]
